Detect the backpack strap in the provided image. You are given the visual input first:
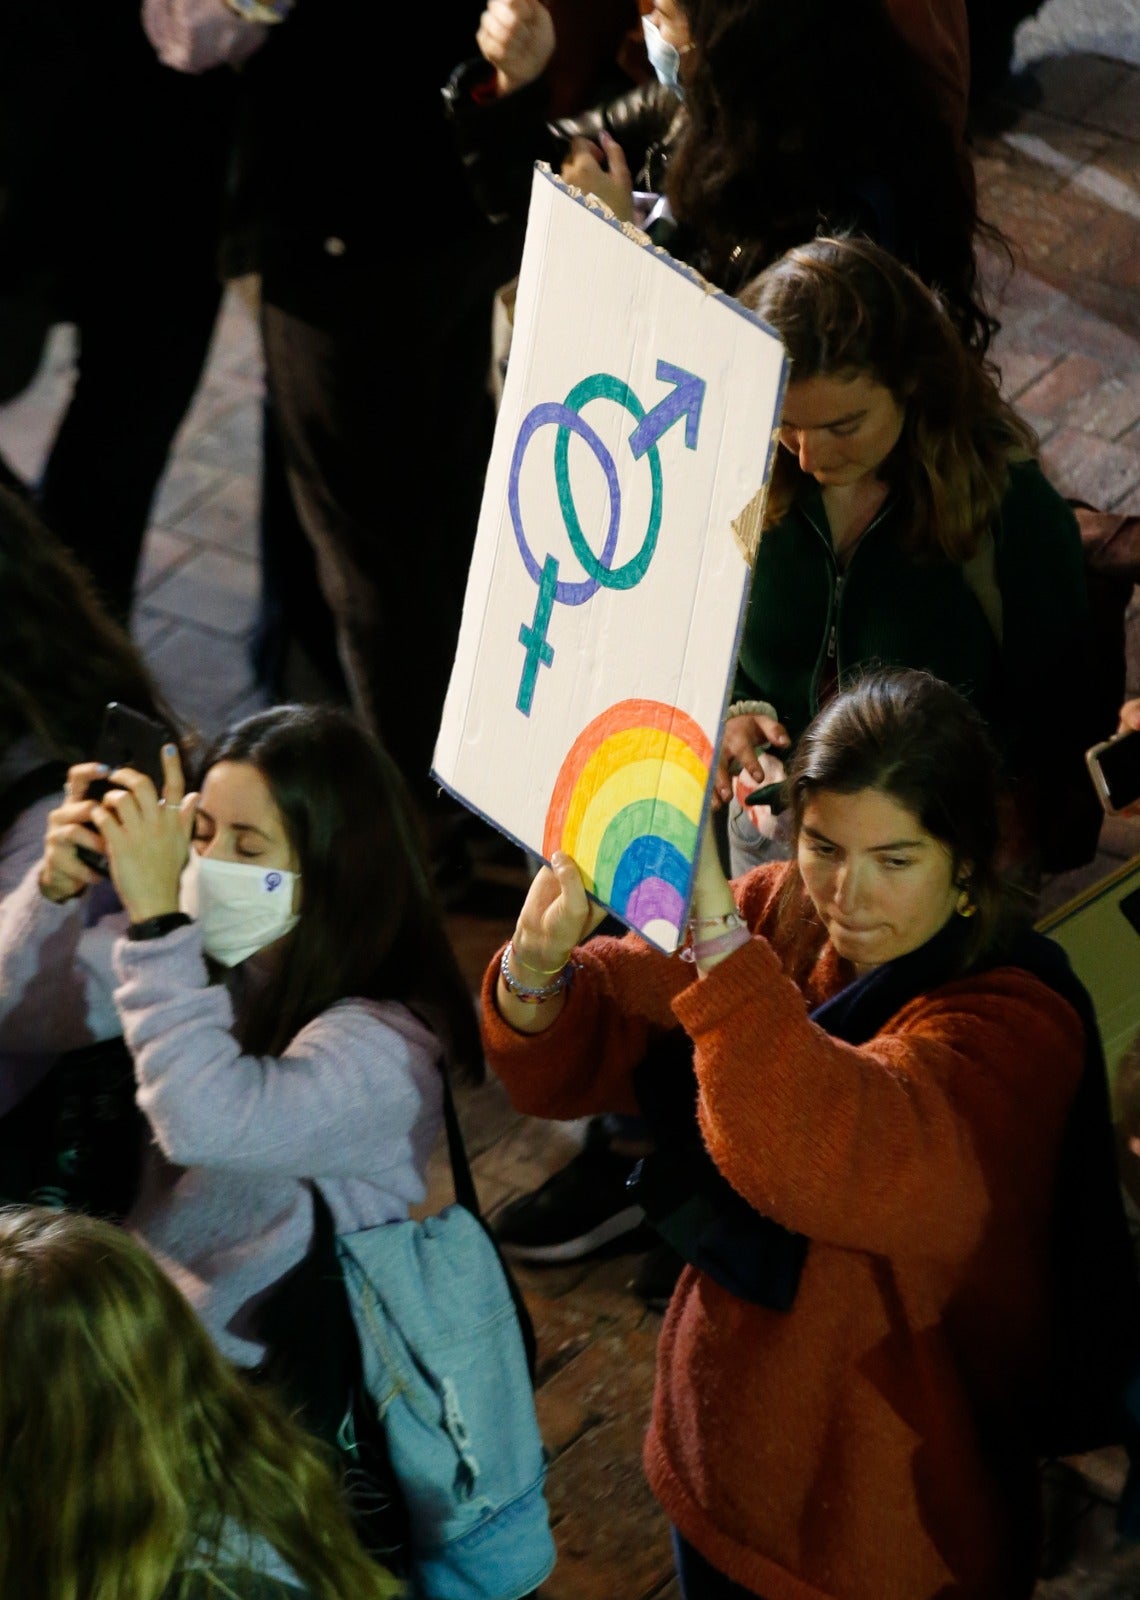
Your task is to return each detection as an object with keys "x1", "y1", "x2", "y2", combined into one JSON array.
[{"x1": 438, "y1": 1065, "x2": 538, "y2": 1379}]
